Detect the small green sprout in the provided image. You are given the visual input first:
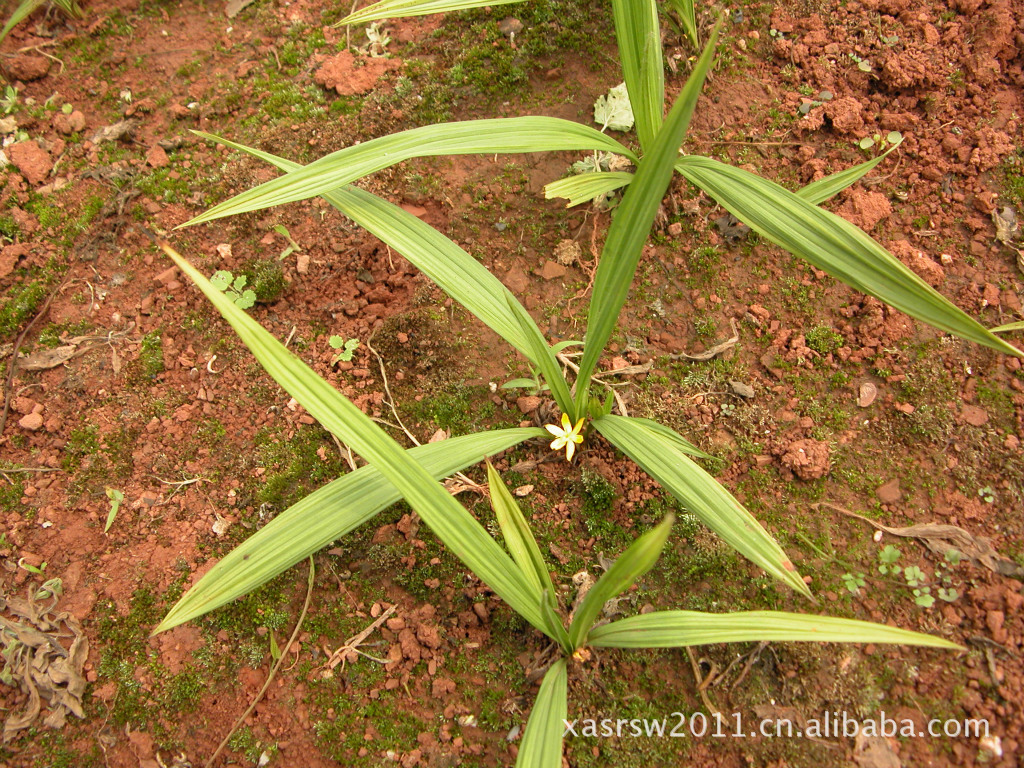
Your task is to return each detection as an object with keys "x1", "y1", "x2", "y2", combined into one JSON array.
[
  {"x1": 0, "y1": 86, "x2": 18, "y2": 115},
  {"x1": 841, "y1": 572, "x2": 866, "y2": 595},
  {"x1": 17, "y1": 557, "x2": 46, "y2": 575},
  {"x1": 858, "y1": 130, "x2": 903, "y2": 153},
  {"x1": 329, "y1": 335, "x2": 359, "y2": 364},
  {"x1": 878, "y1": 544, "x2": 901, "y2": 575},
  {"x1": 104, "y1": 487, "x2": 124, "y2": 533},
  {"x1": 210, "y1": 270, "x2": 256, "y2": 309},
  {"x1": 978, "y1": 486, "x2": 996, "y2": 504},
  {"x1": 273, "y1": 224, "x2": 302, "y2": 260},
  {"x1": 903, "y1": 565, "x2": 926, "y2": 587}
]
